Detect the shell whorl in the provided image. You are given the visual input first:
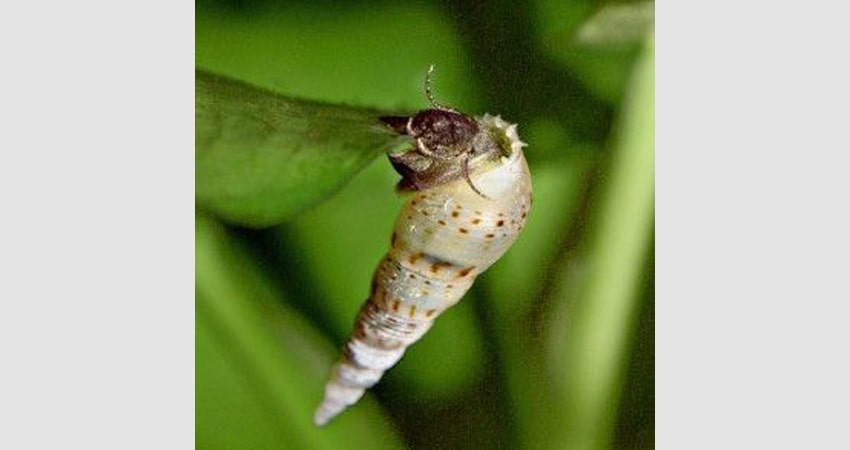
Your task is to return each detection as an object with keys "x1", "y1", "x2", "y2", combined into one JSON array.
[{"x1": 315, "y1": 114, "x2": 532, "y2": 426}]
